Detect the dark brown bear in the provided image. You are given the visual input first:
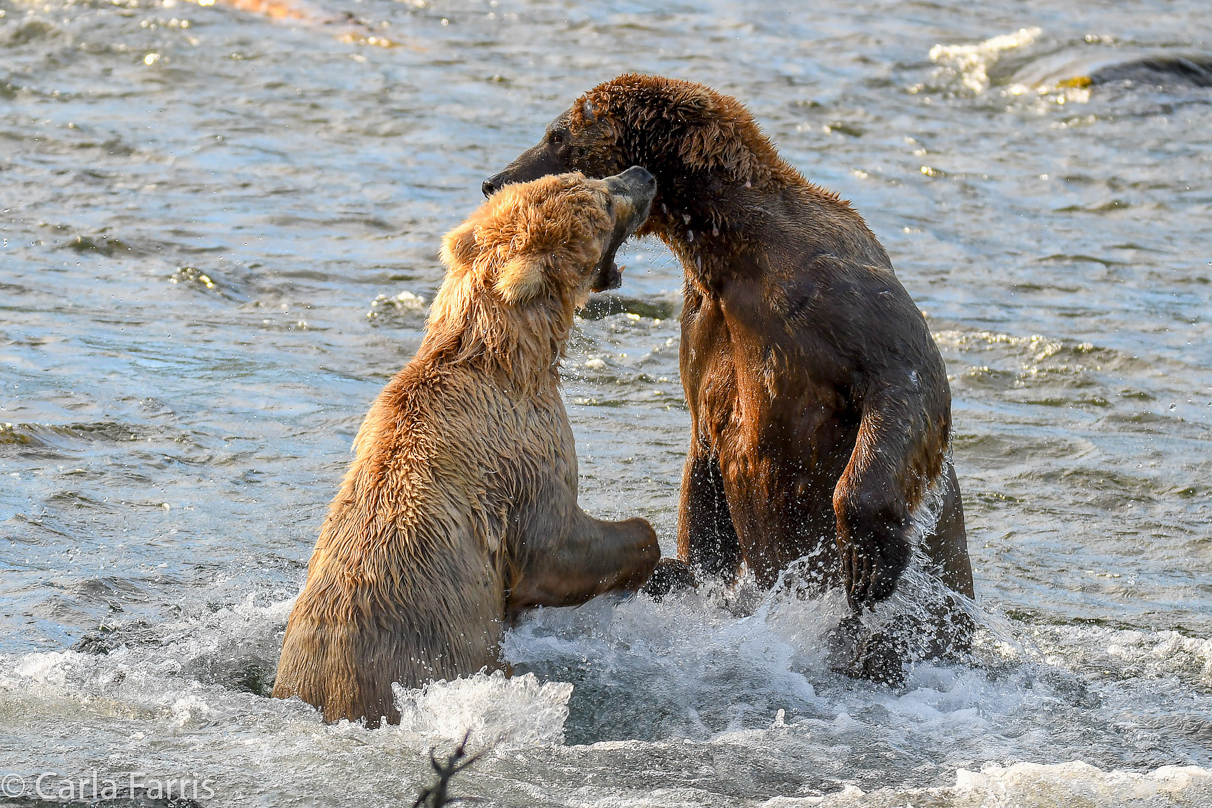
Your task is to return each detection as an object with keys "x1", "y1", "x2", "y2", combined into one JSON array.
[{"x1": 484, "y1": 75, "x2": 974, "y2": 634}]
